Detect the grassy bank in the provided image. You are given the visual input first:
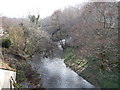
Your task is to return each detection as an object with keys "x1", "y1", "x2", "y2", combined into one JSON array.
[{"x1": 61, "y1": 47, "x2": 118, "y2": 88}]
